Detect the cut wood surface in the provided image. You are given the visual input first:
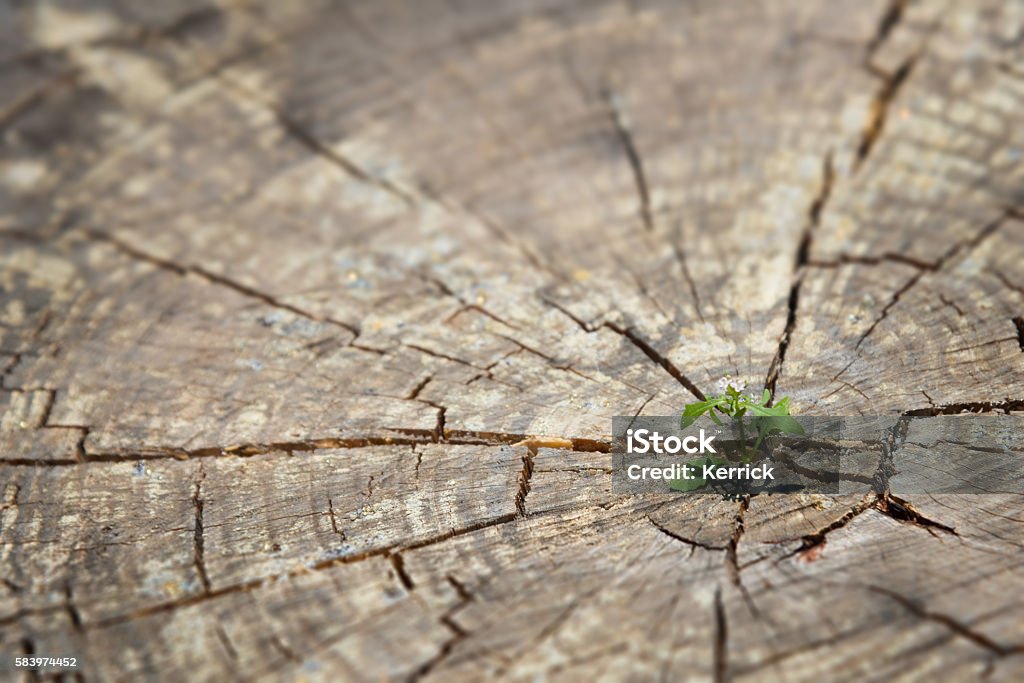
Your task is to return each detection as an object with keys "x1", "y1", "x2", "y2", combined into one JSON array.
[{"x1": 1, "y1": 0, "x2": 1023, "y2": 680}]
